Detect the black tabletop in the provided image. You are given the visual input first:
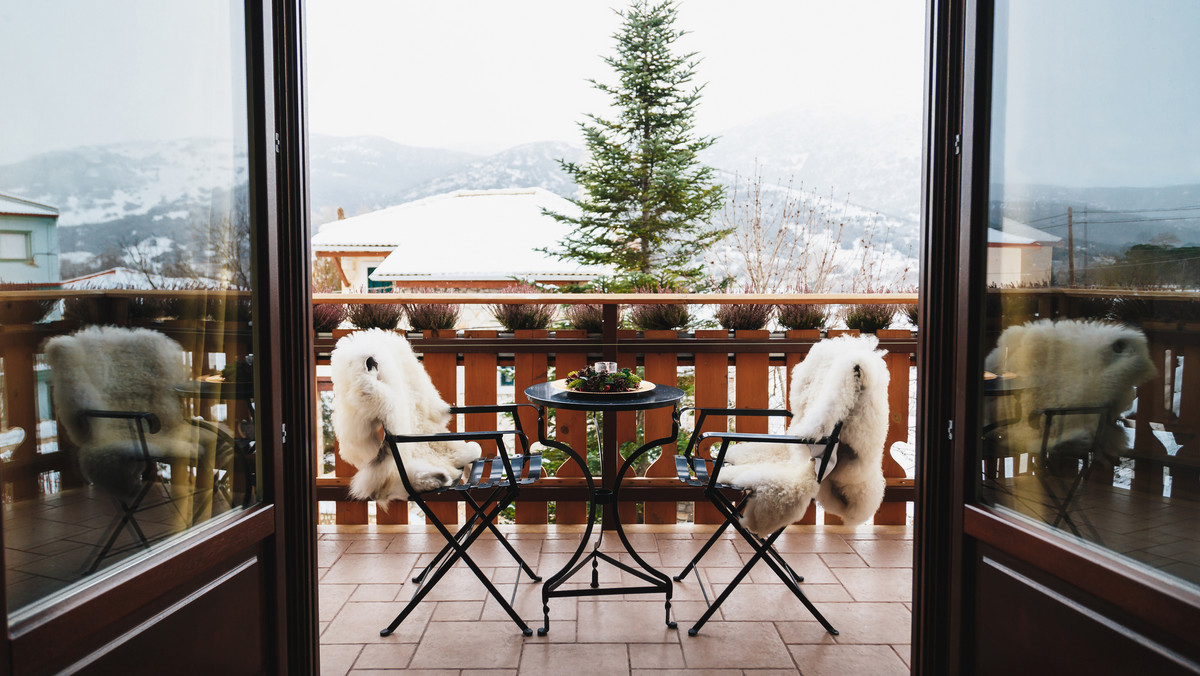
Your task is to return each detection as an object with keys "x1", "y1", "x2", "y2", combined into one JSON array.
[{"x1": 524, "y1": 381, "x2": 685, "y2": 412}]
